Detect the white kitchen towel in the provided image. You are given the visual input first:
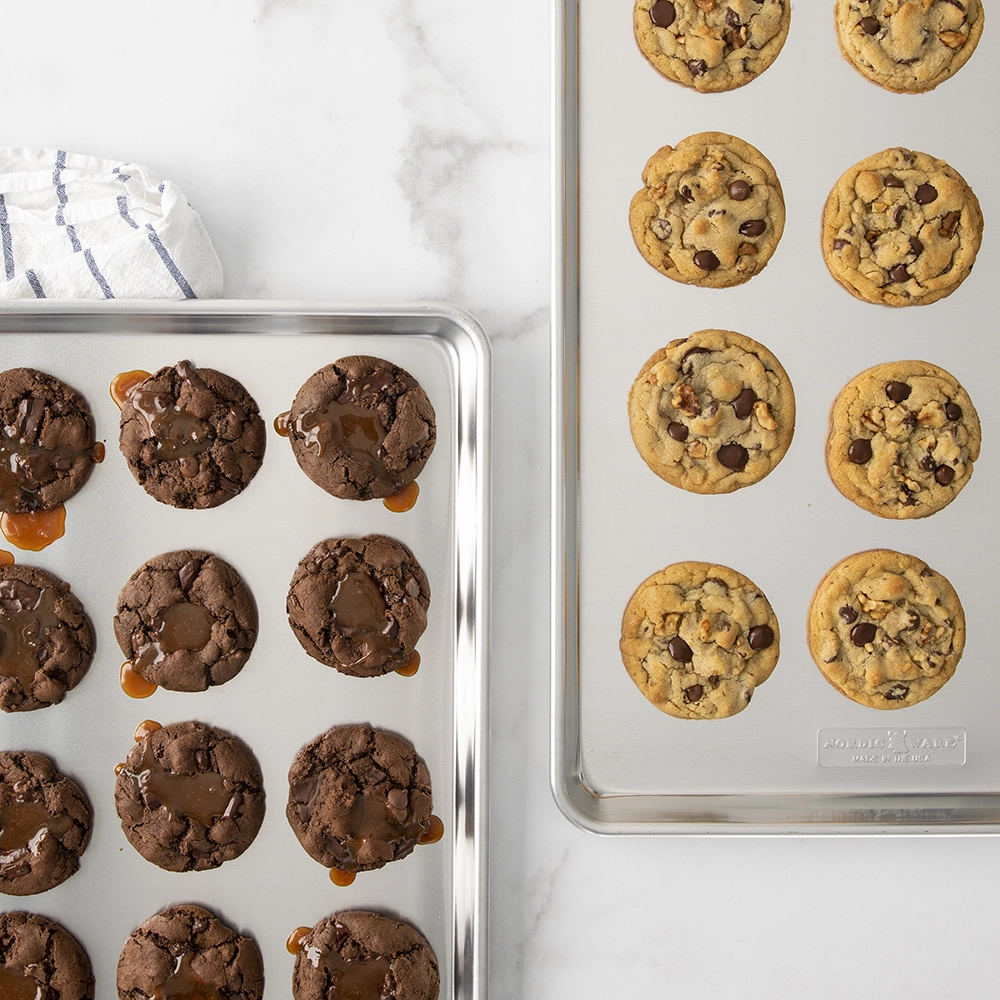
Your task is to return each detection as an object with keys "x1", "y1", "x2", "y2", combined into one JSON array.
[{"x1": 0, "y1": 148, "x2": 223, "y2": 300}]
